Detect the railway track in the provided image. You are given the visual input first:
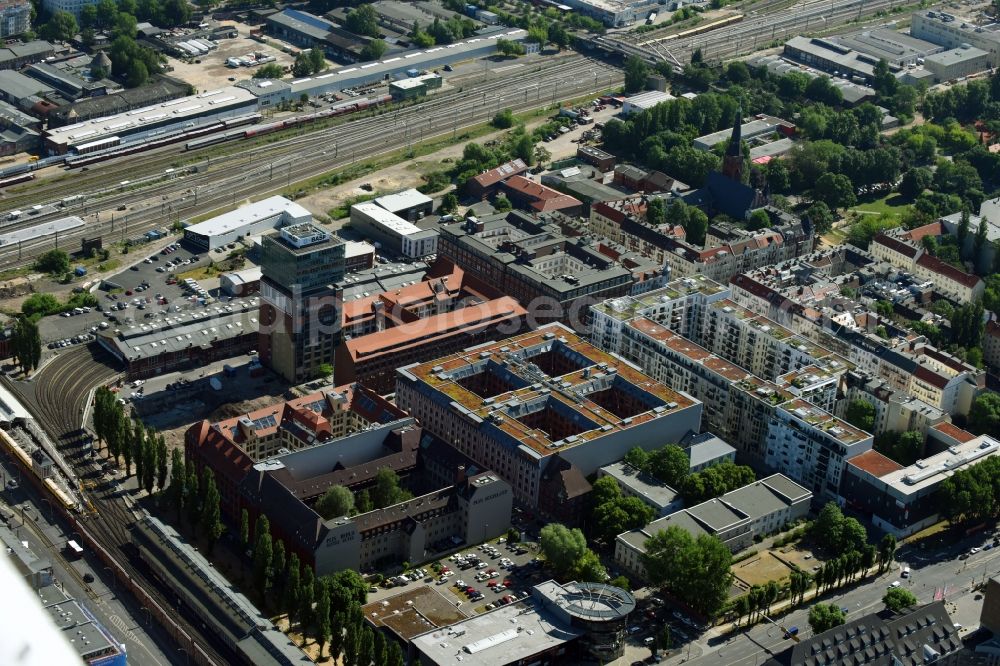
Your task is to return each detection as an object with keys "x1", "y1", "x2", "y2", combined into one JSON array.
[
  {"x1": 0, "y1": 56, "x2": 622, "y2": 268},
  {"x1": 8, "y1": 346, "x2": 231, "y2": 664},
  {"x1": 0, "y1": 52, "x2": 596, "y2": 217},
  {"x1": 601, "y1": 0, "x2": 910, "y2": 63}
]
